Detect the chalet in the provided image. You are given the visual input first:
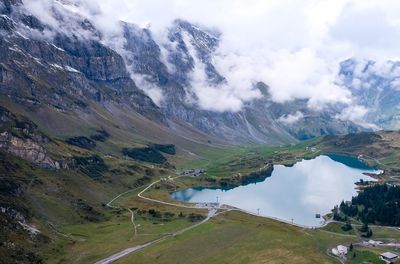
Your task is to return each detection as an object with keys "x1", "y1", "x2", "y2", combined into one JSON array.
[
  {"x1": 332, "y1": 245, "x2": 348, "y2": 257},
  {"x1": 368, "y1": 240, "x2": 384, "y2": 246},
  {"x1": 380, "y1": 252, "x2": 399, "y2": 263},
  {"x1": 182, "y1": 168, "x2": 205, "y2": 177}
]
